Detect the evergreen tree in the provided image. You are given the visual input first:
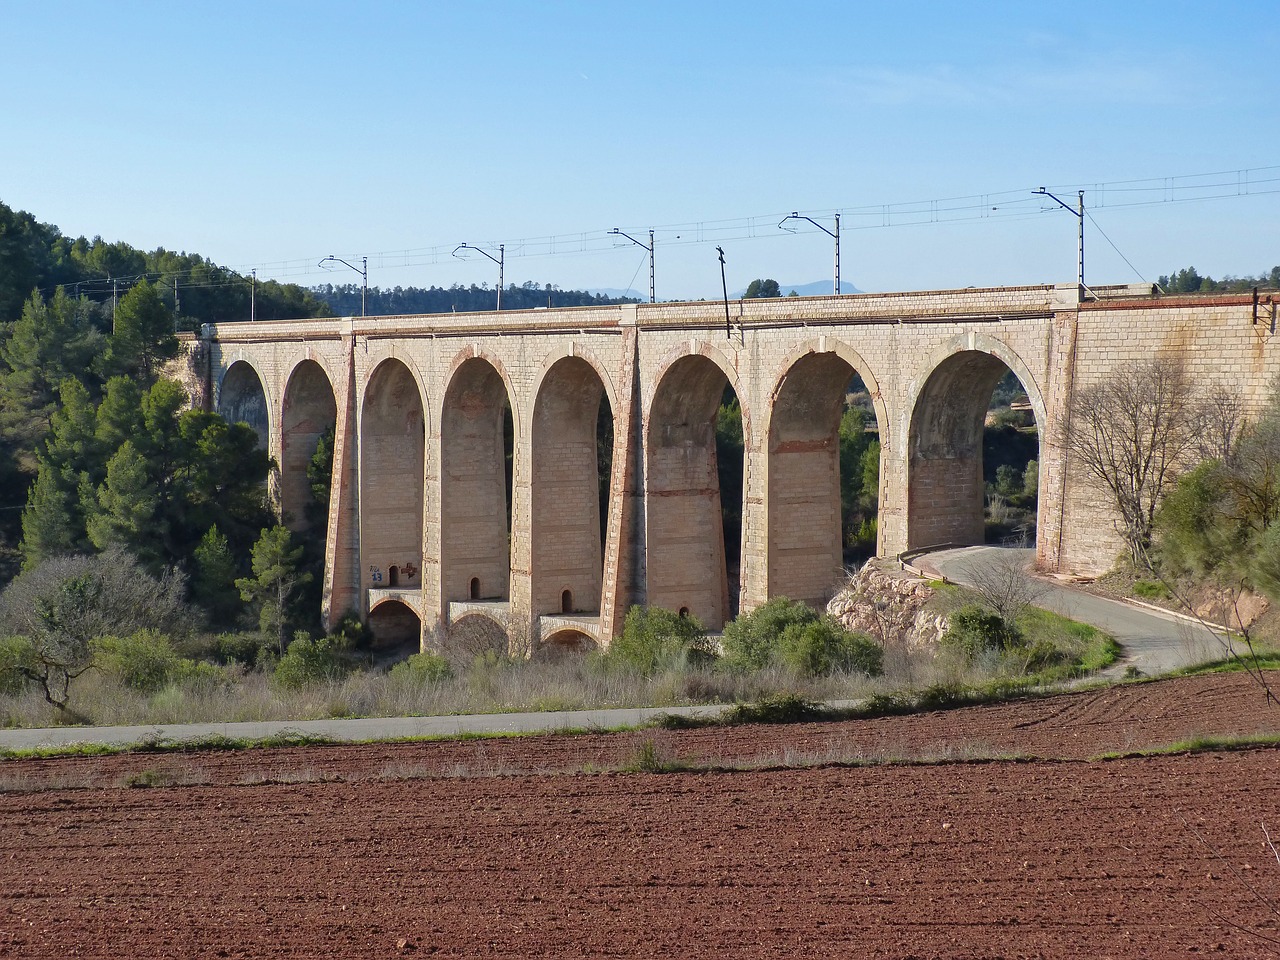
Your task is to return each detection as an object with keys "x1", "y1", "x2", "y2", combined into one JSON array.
[
  {"x1": 84, "y1": 440, "x2": 161, "y2": 566},
  {"x1": 0, "y1": 289, "x2": 103, "y2": 454},
  {"x1": 236, "y1": 526, "x2": 312, "y2": 655},
  {"x1": 743, "y1": 278, "x2": 782, "y2": 299},
  {"x1": 94, "y1": 376, "x2": 144, "y2": 454},
  {"x1": 192, "y1": 525, "x2": 241, "y2": 626},
  {"x1": 101, "y1": 280, "x2": 178, "y2": 382},
  {"x1": 20, "y1": 462, "x2": 83, "y2": 569},
  {"x1": 306, "y1": 425, "x2": 336, "y2": 528},
  {"x1": 43, "y1": 379, "x2": 100, "y2": 475}
]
